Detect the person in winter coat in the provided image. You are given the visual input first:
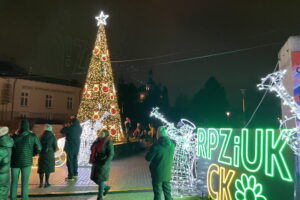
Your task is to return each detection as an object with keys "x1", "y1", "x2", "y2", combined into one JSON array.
[
  {"x1": 38, "y1": 124, "x2": 58, "y2": 188},
  {"x1": 10, "y1": 120, "x2": 42, "y2": 200},
  {"x1": 124, "y1": 117, "x2": 132, "y2": 142},
  {"x1": 0, "y1": 127, "x2": 13, "y2": 200},
  {"x1": 60, "y1": 116, "x2": 82, "y2": 180},
  {"x1": 145, "y1": 126, "x2": 175, "y2": 200},
  {"x1": 133, "y1": 122, "x2": 143, "y2": 139},
  {"x1": 90, "y1": 129, "x2": 114, "y2": 200}
]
